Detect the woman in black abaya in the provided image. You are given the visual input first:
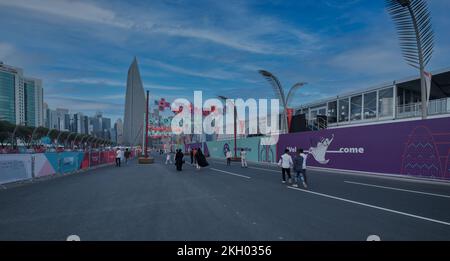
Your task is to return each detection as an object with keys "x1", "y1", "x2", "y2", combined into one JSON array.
[{"x1": 194, "y1": 148, "x2": 209, "y2": 169}]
